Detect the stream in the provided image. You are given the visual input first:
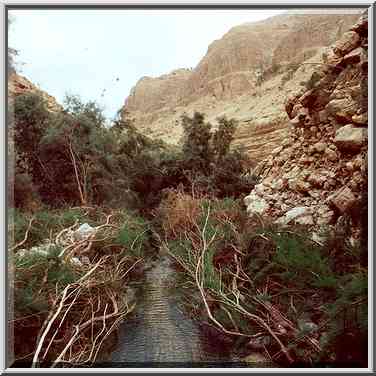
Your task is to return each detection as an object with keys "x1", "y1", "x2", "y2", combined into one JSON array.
[{"x1": 109, "y1": 255, "x2": 243, "y2": 367}]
